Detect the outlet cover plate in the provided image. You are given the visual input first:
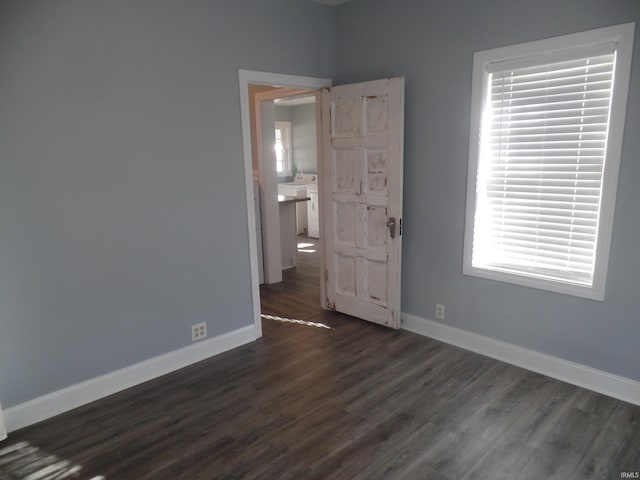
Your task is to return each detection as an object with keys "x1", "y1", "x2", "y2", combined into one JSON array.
[{"x1": 192, "y1": 322, "x2": 208, "y2": 341}]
